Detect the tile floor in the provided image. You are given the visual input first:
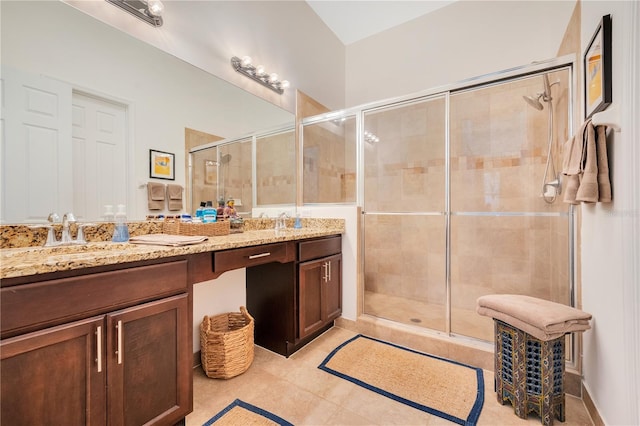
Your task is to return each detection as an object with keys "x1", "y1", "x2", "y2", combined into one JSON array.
[{"x1": 186, "y1": 327, "x2": 594, "y2": 426}]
